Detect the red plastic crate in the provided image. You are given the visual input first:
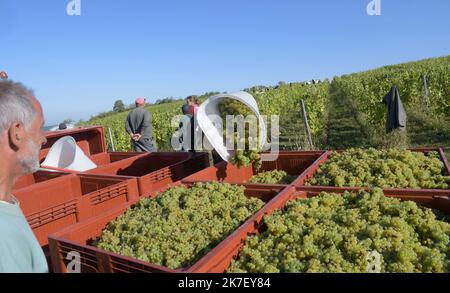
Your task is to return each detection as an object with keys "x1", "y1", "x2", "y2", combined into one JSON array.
[
  {"x1": 13, "y1": 170, "x2": 69, "y2": 190},
  {"x1": 189, "y1": 186, "x2": 450, "y2": 273},
  {"x1": 41, "y1": 126, "x2": 144, "y2": 172},
  {"x1": 293, "y1": 148, "x2": 450, "y2": 193},
  {"x1": 13, "y1": 174, "x2": 139, "y2": 247},
  {"x1": 85, "y1": 152, "x2": 210, "y2": 197},
  {"x1": 41, "y1": 126, "x2": 106, "y2": 162},
  {"x1": 182, "y1": 151, "x2": 327, "y2": 186},
  {"x1": 48, "y1": 183, "x2": 286, "y2": 273},
  {"x1": 89, "y1": 152, "x2": 144, "y2": 166}
]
